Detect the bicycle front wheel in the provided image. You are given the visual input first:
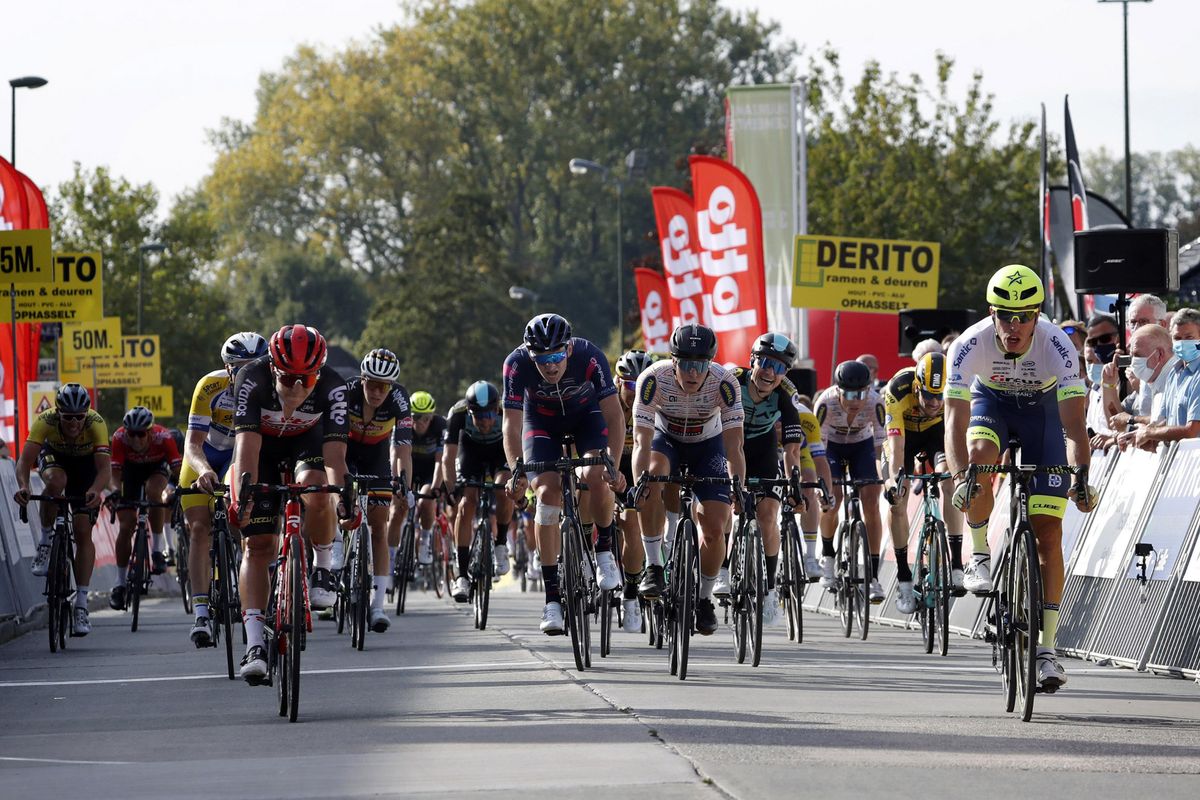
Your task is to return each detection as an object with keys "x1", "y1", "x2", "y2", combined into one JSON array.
[
  {"x1": 673, "y1": 520, "x2": 697, "y2": 681},
  {"x1": 853, "y1": 520, "x2": 871, "y2": 641},
  {"x1": 562, "y1": 518, "x2": 586, "y2": 671},
  {"x1": 748, "y1": 522, "x2": 765, "y2": 667},
  {"x1": 782, "y1": 520, "x2": 803, "y2": 644},
  {"x1": 131, "y1": 527, "x2": 148, "y2": 633},
  {"x1": 397, "y1": 520, "x2": 415, "y2": 614},
  {"x1": 286, "y1": 540, "x2": 305, "y2": 722},
  {"x1": 917, "y1": 522, "x2": 935, "y2": 653},
  {"x1": 933, "y1": 520, "x2": 951, "y2": 657},
  {"x1": 837, "y1": 523, "x2": 853, "y2": 638},
  {"x1": 177, "y1": 527, "x2": 192, "y2": 614},
  {"x1": 475, "y1": 534, "x2": 492, "y2": 631},
  {"x1": 731, "y1": 532, "x2": 748, "y2": 664},
  {"x1": 47, "y1": 531, "x2": 68, "y2": 653},
  {"x1": 353, "y1": 525, "x2": 371, "y2": 650},
  {"x1": 1012, "y1": 524, "x2": 1041, "y2": 722},
  {"x1": 216, "y1": 530, "x2": 237, "y2": 680}
]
